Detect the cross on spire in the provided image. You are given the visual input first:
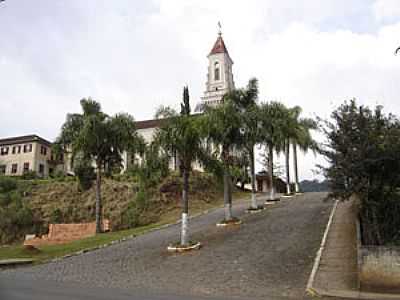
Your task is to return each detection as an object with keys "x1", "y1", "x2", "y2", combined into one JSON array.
[{"x1": 218, "y1": 21, "x2": 222, "y2": 36}]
